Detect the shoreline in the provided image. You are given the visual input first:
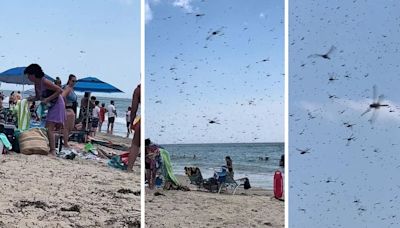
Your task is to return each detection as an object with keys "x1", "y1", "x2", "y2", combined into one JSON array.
[{"x1": 159, "y1": 142, "x2": 285, "y2": 146}]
